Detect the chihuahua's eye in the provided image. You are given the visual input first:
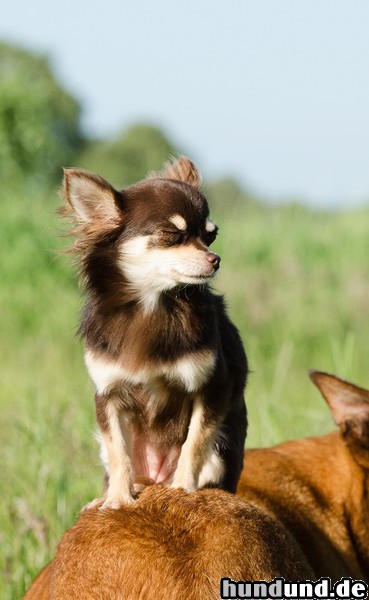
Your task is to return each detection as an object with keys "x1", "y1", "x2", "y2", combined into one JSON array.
[
  {"x1": 203, "y1": 229, "x2": 218, "y2": 246},
  {"x1": 161, "y1": 231, "x2": 185, "y2": 246}
]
